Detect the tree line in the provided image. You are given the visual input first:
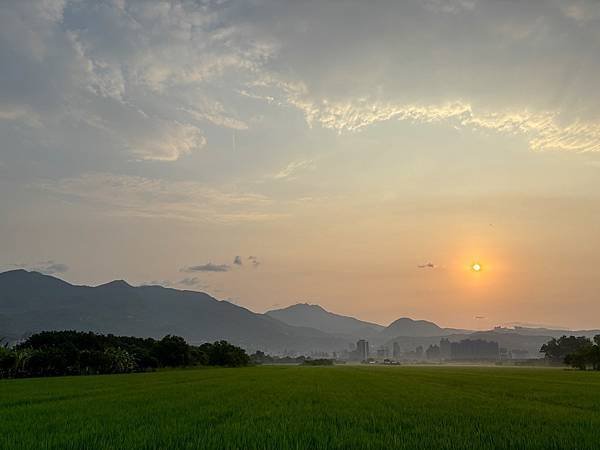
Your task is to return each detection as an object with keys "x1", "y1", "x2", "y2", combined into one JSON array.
[
  {"x1": 540, "y1": 335, "x2": 600, "y2": 370},
  {"x1": 0, "y1": 330, "x2": 249, "y2": 378}
]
